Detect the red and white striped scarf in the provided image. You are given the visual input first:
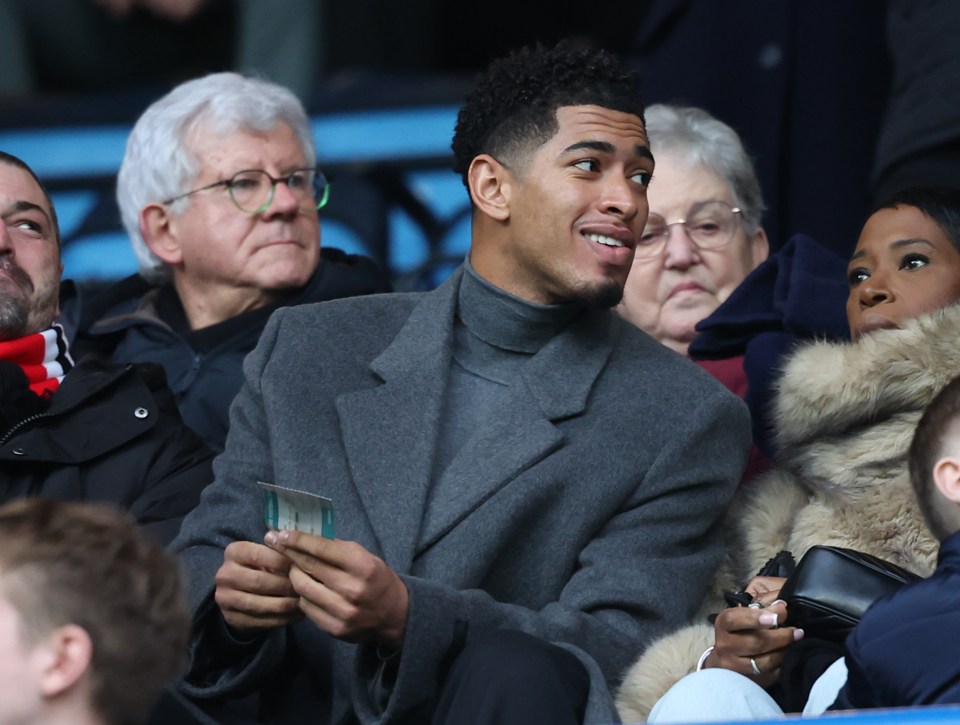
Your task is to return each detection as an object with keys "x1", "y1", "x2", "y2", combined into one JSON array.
[{"x1": 0, "y1": 324, "x2": 74, "y2": 398}]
